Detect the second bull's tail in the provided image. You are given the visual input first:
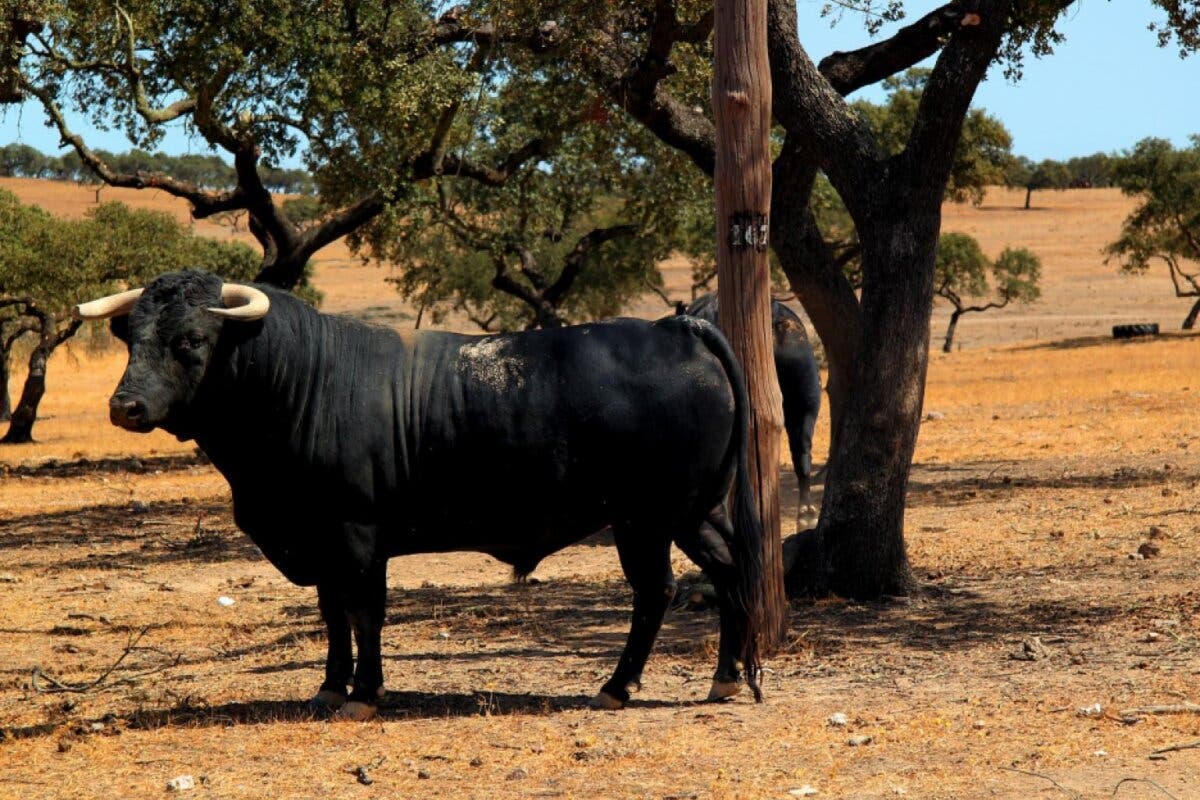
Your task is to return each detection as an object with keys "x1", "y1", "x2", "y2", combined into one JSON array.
[{"x1": 684, "y1": 317, "x2": 765, "y2": 701}]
